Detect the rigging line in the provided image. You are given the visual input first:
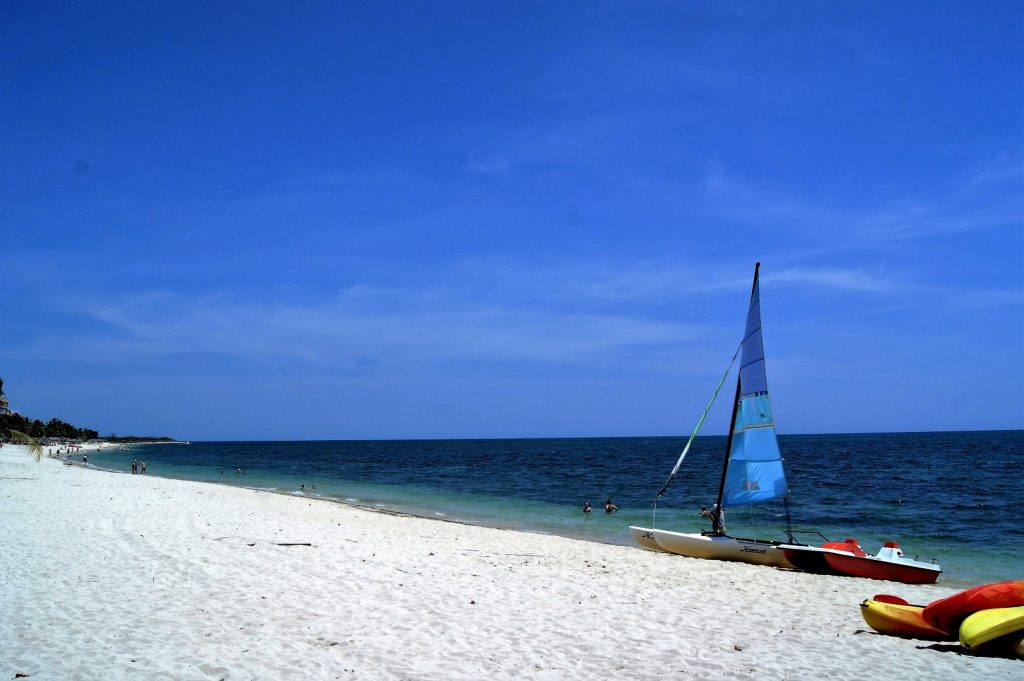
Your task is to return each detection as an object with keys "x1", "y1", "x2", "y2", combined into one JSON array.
[
  {"x1": 654, "y1": 341, "x2": 743, "y2": 501},
  {"x1": 784, "y1": 495, "x2": 795, "y2": 544}
]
